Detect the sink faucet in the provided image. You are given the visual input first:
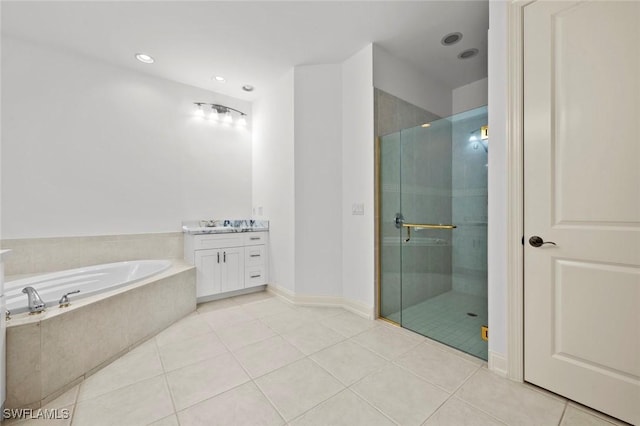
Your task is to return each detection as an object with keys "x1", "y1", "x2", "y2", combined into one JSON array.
[{"x1": 22, "y1": 286, "x2": 46, "y2": 313}]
